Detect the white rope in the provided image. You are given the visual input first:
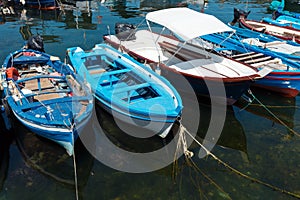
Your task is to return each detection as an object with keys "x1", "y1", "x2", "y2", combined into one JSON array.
[
  {"x1": 71, "y1": 132, "x2": 79, "y2": 200},
  {"x1": 175, "y1": 124, "x2": 194, "y2": 161},
  {"x1": 179, "y1": 124, "x2": 300, "y2": 199}
]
